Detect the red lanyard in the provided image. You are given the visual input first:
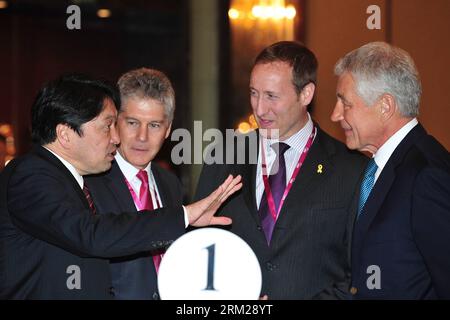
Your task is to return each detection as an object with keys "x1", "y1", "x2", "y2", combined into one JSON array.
[
  {"x1": 261, "y1": 126, "x2": 316, "y2": 221},
  {"x1": 123, "y1": 174, "x2": 162, "y2": 210}
]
